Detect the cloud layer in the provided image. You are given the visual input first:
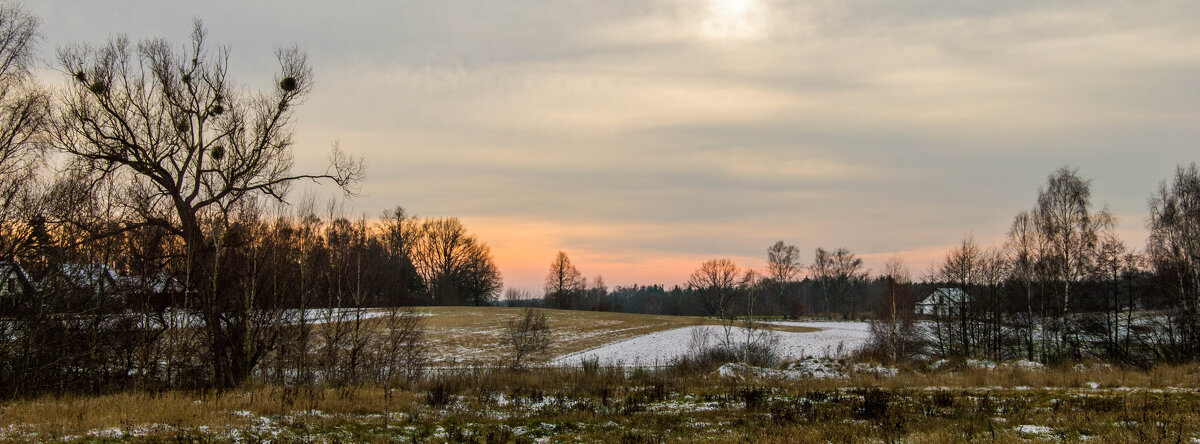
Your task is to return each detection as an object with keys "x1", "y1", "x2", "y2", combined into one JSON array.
[{"x1": 28, "y1": 0, "x2": 1200, "y2": 288}]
